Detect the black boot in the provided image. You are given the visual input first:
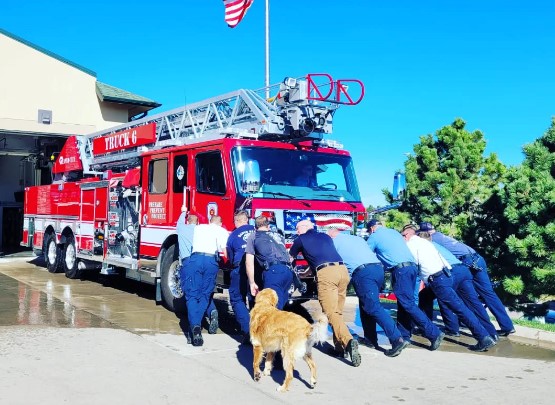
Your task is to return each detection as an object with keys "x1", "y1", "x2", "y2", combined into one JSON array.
[
  {"x1": 430, "y1": 332, "x2": 445, "y2": 351},
  {"x1": 192, "y1": 325, "x2": 204, "y2": 347},
  {"x1": 498, "y1": 328, "x2": 515, "y2": 337},
  {"x1": 469, "y1": 335, "x2": 495, "y2": 352},
  {"x1": 385, "y1": 338, "x2": 409, "y2": 357},
  {"x1": 346, "y1": 339, "x2": 361, "y2": 367},
  {"x1": 207, "y1": 309, "x2": 219, "y2": 334}
]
